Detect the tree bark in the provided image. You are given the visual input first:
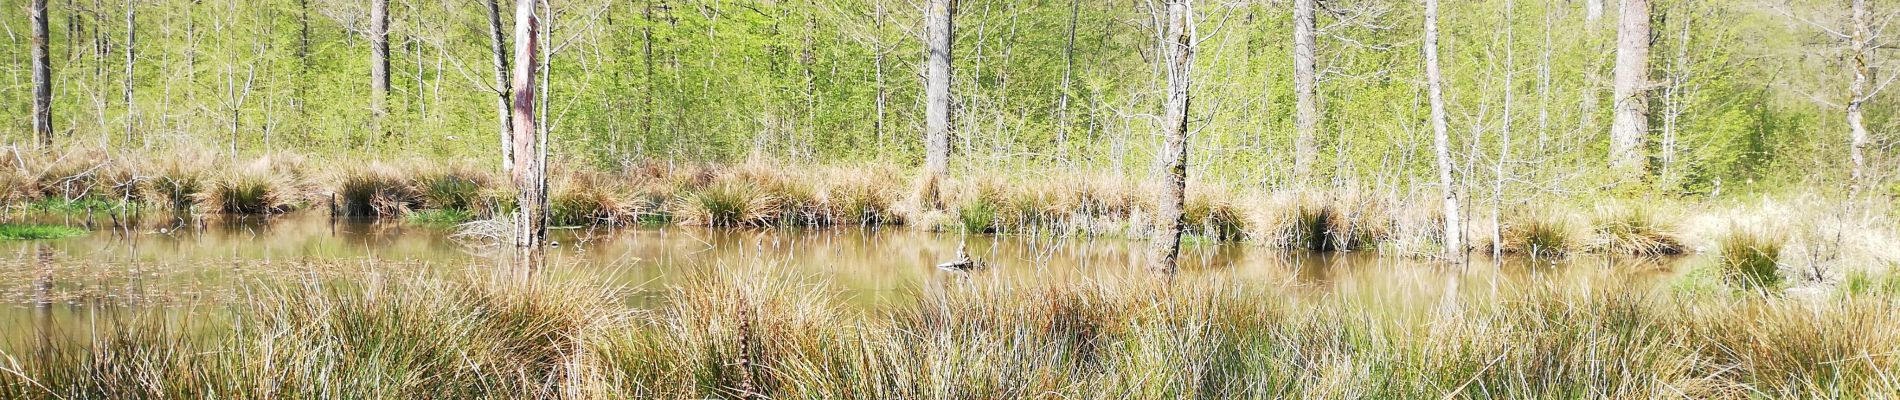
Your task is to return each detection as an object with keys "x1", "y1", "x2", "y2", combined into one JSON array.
[
  {"x1": 1492, "y1": 0, "x2": 1515, "y2": 261},
  {"x1": 1848, "y1": 0, "x2": 1871, "y2": 195},
  {"x1": 510, "y1": 0, "x2": 545, "y2": 250},
  {"x1": 122, "y1": 0, "x2": 135, "y2": 146},
  {"x1": 1147, "y1": 0, "x2": 1193, "y2": 276},
  {"x1": 31, "y1": 0, "x2": 53, "y2": 148},
  {"x1": 370, "y1": 0, "x2": 391, "y2": 137},
  {"x1": 1292, "y1": 0, "x2": 1319, "y2": 183},
  {"x1": 1609, "y1": 0, "x2": 1650, "y2": 179},
  {"x1": 1425, "y1": 0, "x2": 1464, "y2": 264},
  {"x1": 1585, "y1": 0, "x2": 1603, "y2": 29},
  {"x1": 488, "y1": 0, "x2": 513, "y2": 173},
  {"x1": 1056, "y1": 0, "x2": 1078, "y2": 158},
  {"x1": 923, "y1": 0, "x2": 955, "y2": 184}
]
